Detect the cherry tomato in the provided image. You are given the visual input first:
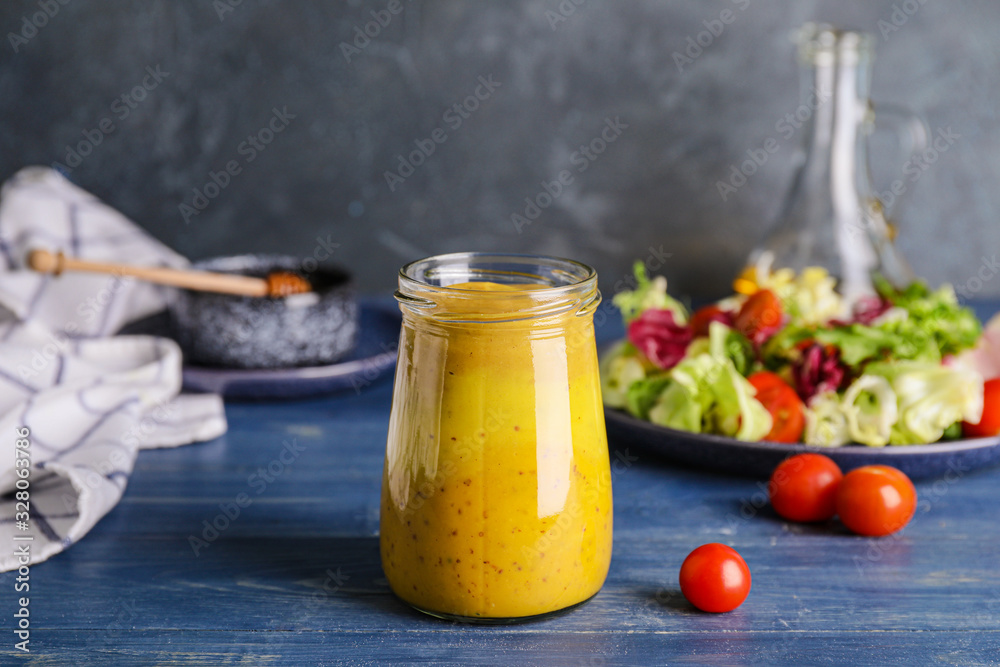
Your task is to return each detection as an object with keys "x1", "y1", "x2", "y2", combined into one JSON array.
[
  {"x1": 836, "y1": 465, "x2": 917, "y2": 537},
  {"x1": 690, "y1": 304, "x2": 732, "y2": 338},
  {"x1": 768, "y1": 453, "x2": 843, "y2": 522},
  {"x1": 679, "y1": 543, "x2": 751, "y2": 613},
  {"x1": 747, "y1": 370, "x2": 788, "y2": 394},
  {"x1": 962, "y1": 378, "x2": 1000, "y2": 438},
  {"x1": 748, "y1": 371, "x2": 805, "y2": 443},
  {"x1": 735, "y1": 289, "x2": 783, "y2": 344}
]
